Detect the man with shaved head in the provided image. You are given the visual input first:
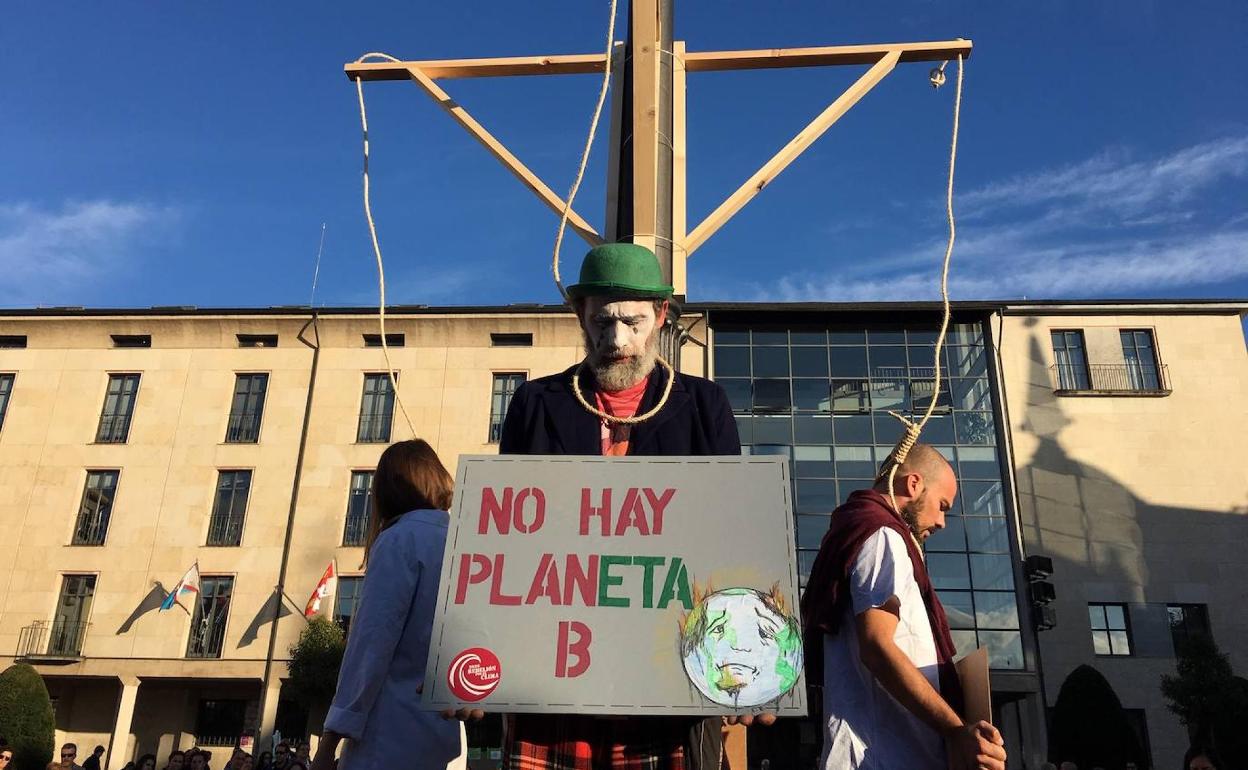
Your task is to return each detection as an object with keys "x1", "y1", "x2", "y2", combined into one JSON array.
[{"x1": 801, "y1": 443, "x2": 1007, "y2": 770}]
